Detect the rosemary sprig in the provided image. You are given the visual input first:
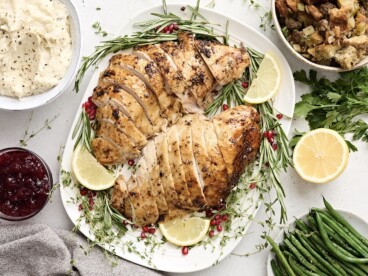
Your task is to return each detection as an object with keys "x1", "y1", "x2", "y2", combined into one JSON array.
[{"x1": 72, "y1": 110, "x2": 93, "y2": 151}]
